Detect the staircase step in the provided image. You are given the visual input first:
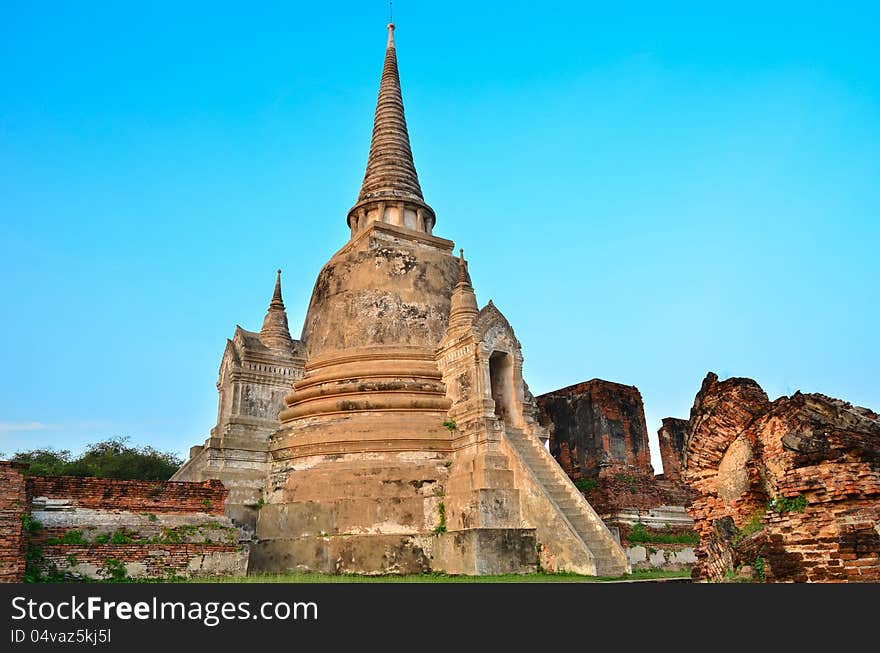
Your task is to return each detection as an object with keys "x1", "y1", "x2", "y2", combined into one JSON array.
[{"x1": 504, "y1": 425, "x2": 626, "y2": 575}]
